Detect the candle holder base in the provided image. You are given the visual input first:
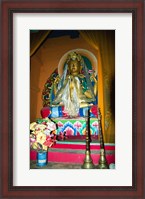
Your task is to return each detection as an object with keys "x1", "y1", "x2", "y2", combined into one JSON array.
[
  {"x1": 96, "y1": 163, "x2": 109, "y2": 169},
  {"x1": 96, "y1": 149, "x2": 109, "y2": 169},
  {"x1": 81, "y1": 151, "x2": 95, "y2": 169}
]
